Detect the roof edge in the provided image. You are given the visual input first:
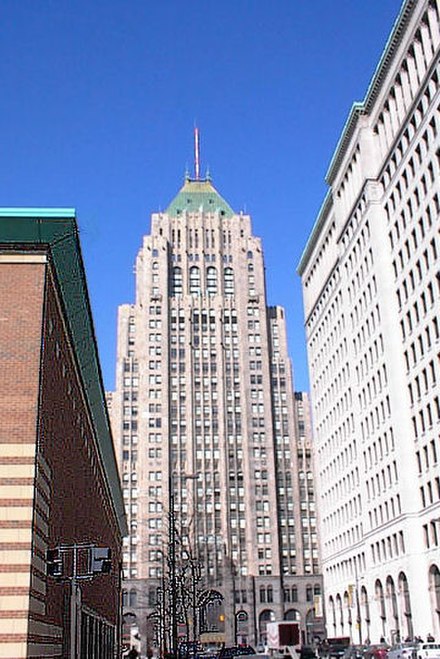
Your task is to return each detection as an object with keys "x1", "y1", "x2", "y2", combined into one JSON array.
[
  {"x1": 0, "y1": 208, "x2": 76, "y2": 218},
  {"x1": 325, "y1": 0, "x2": 417, "y2": 185},
  {"x1": 297, "y1": 189, "x2": 333, "y2": 275}
]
